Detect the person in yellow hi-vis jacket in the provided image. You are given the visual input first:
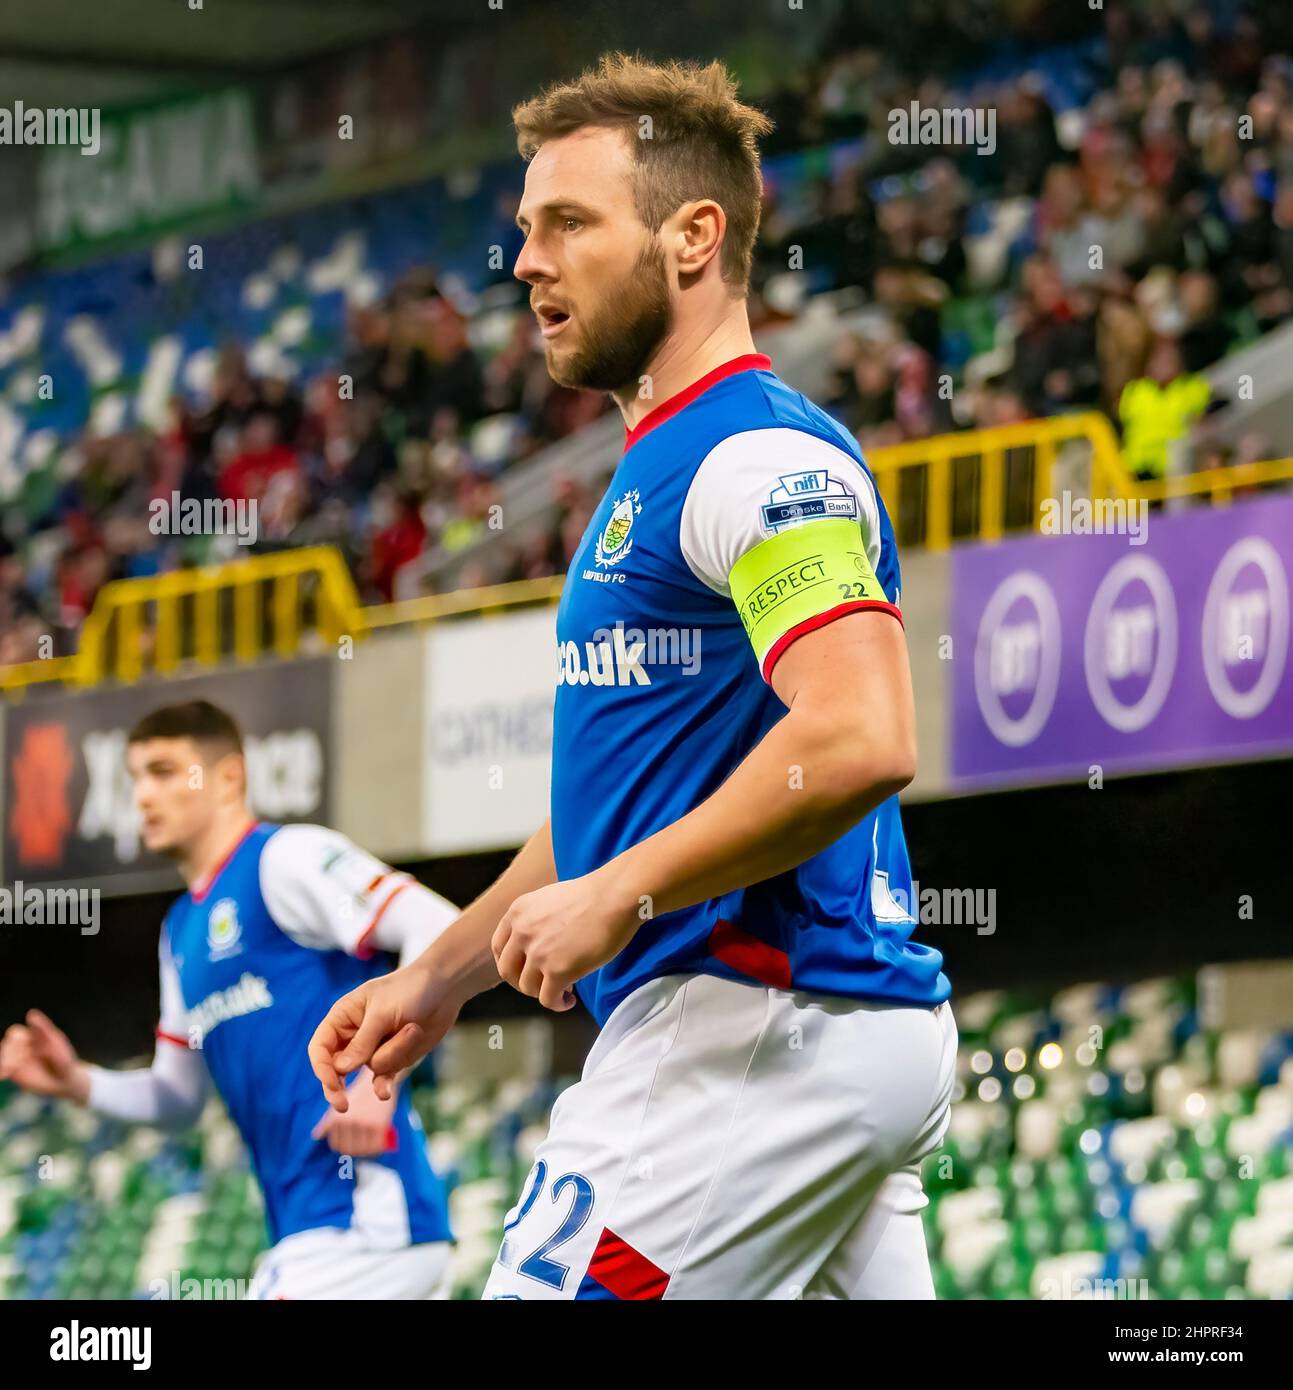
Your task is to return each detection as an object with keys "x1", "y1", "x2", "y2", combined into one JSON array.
[{"x1": 1118, "y1": 338, "x2": 1212, "y2": 482}]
